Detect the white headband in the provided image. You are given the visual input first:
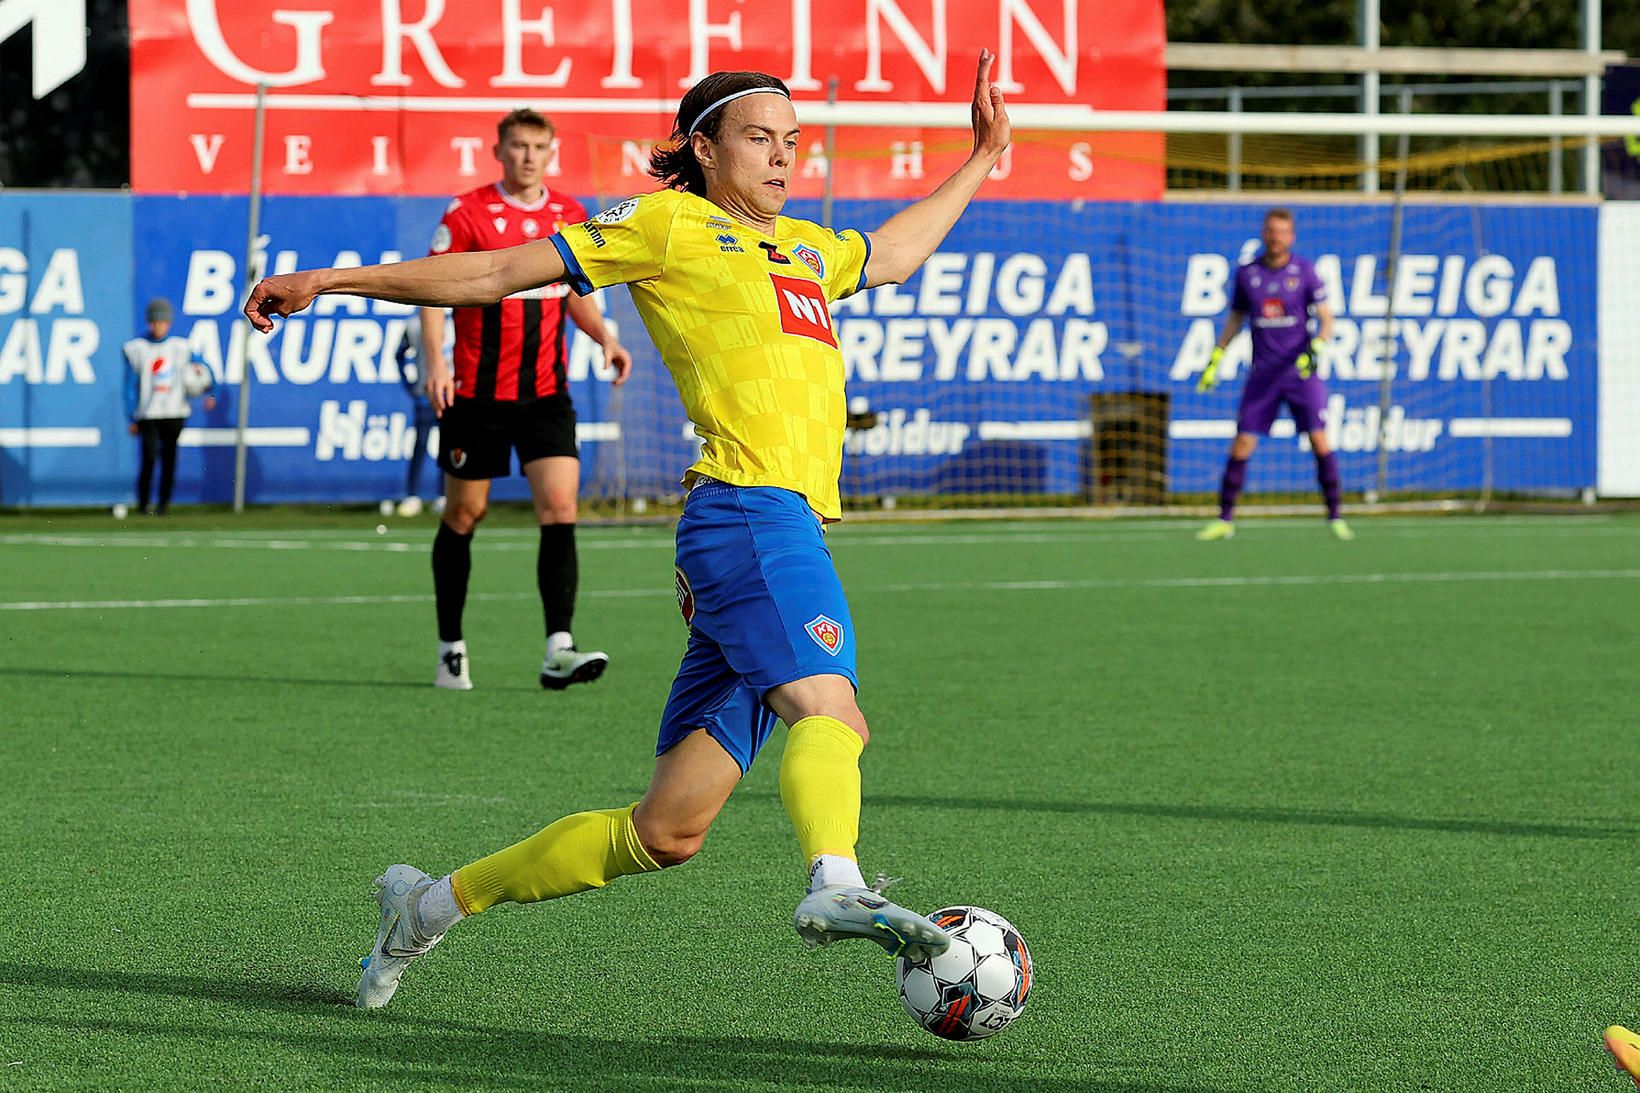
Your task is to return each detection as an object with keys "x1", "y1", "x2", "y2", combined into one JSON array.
[{"x1": 686, "y1": 86, "x2": 790, "y2": 136}]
